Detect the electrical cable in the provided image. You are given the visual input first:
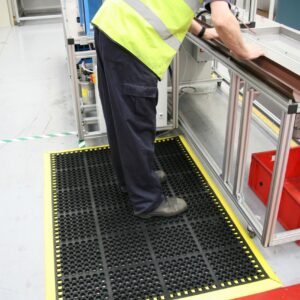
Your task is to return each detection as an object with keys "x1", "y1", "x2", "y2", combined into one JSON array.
[
  {"x1": 81, "y1": 61, "x2": 93, "y2": 74},
  {"x1": 195, "y1": 9, "x2": 209, "y2": 20}
]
